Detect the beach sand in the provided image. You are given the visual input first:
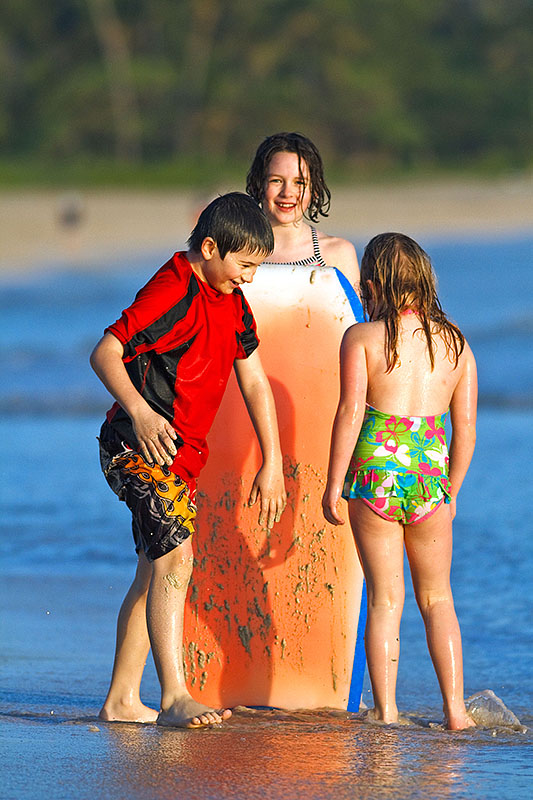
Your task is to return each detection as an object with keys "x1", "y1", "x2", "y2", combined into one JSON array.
[{"x1": 1, "y1": 175, "x2": 531, "y2": 275}]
